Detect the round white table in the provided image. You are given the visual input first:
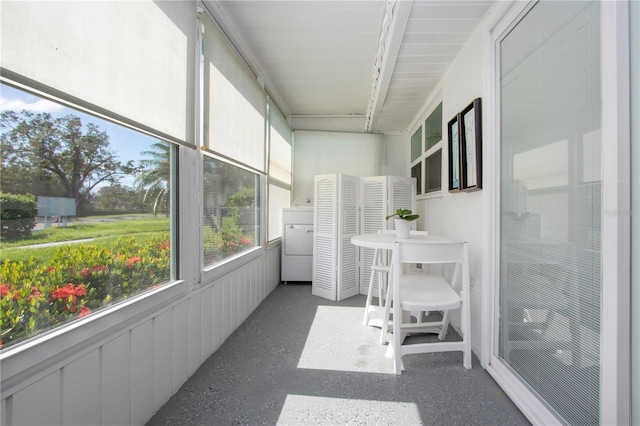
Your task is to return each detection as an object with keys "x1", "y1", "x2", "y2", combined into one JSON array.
[{"x1": 350, "y1": 233, "x2": 455, "y2": 250}]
